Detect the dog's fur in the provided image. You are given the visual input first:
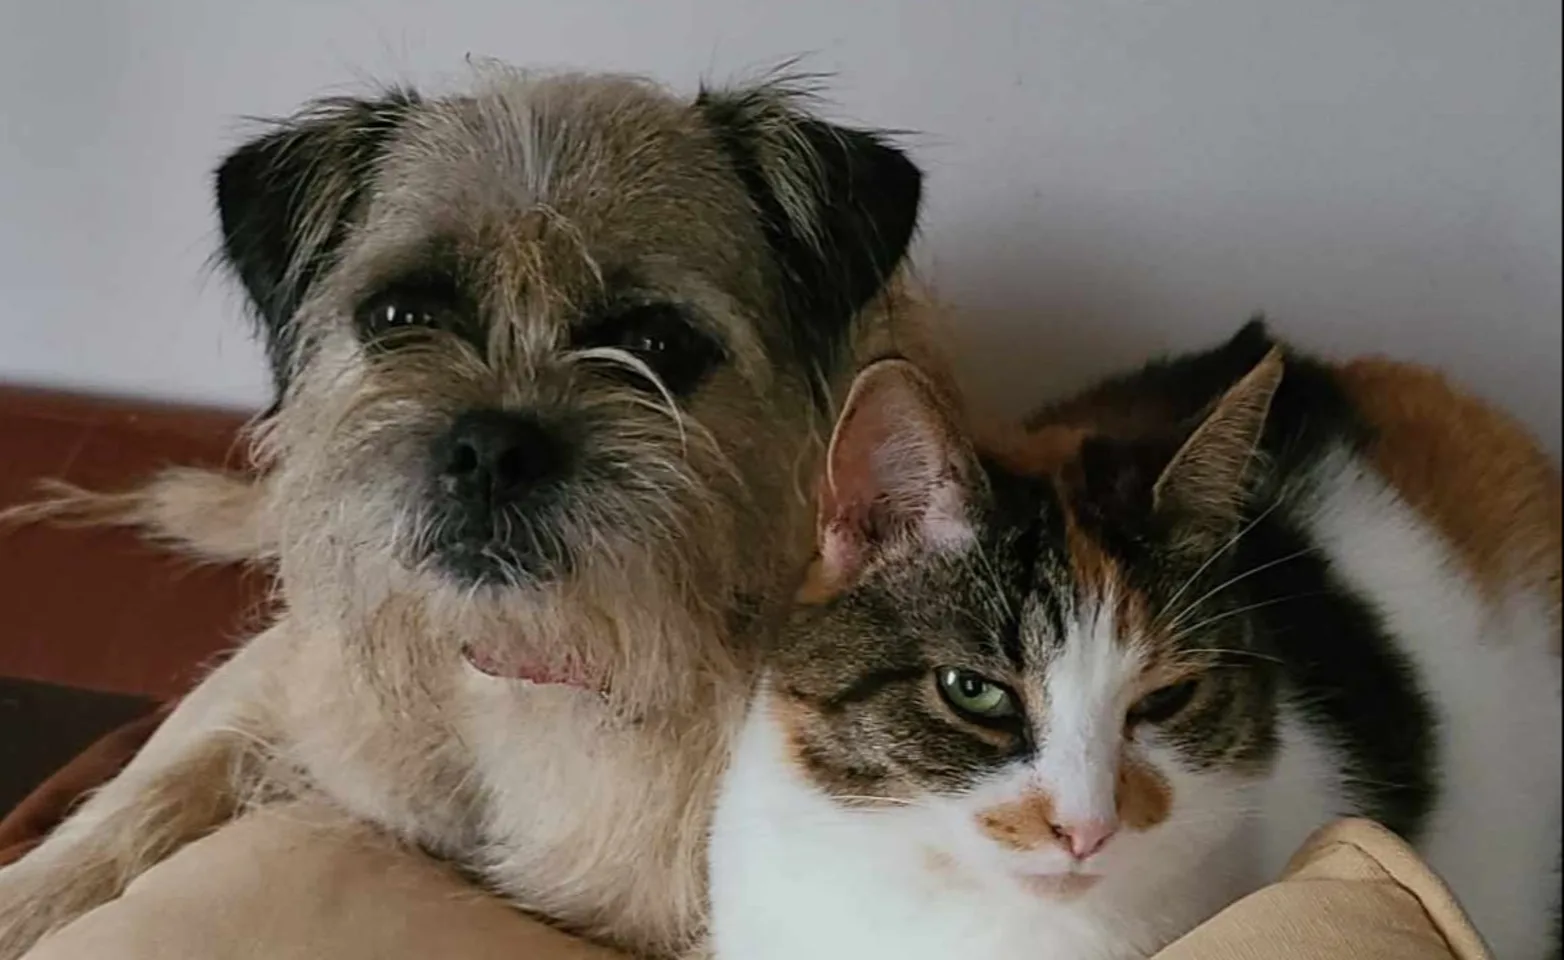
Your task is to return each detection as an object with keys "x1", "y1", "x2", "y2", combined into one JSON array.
[{"x1": 0, "y1": 65, "x2": 949, "y2": 959}]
